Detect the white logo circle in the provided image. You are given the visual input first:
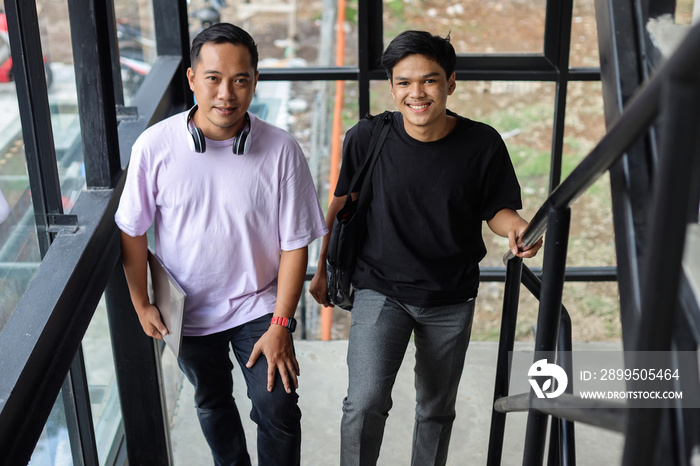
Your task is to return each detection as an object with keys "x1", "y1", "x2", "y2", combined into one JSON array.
[{"x1": 528, "y1": 359, "x2": 568, "y2": 398}]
